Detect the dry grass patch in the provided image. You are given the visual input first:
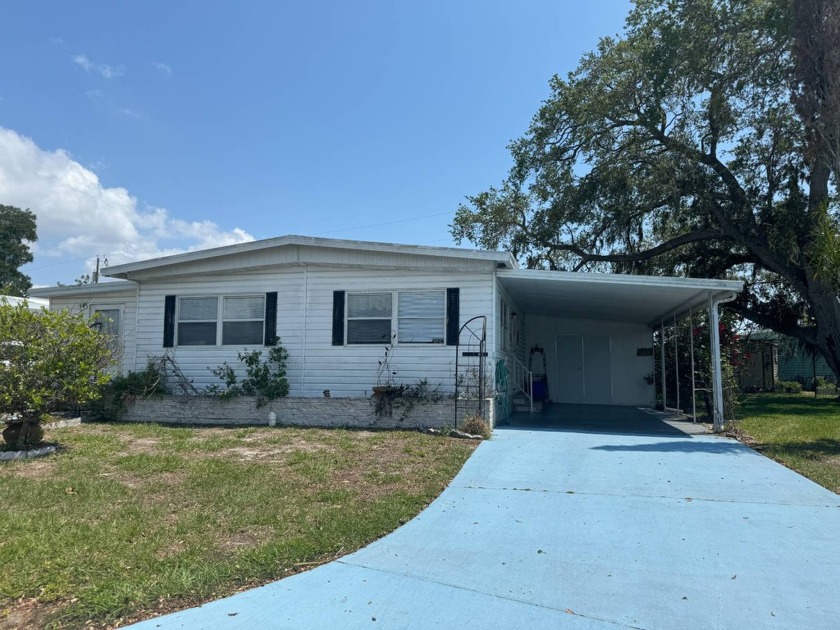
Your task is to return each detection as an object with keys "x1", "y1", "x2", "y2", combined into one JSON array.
[{"x1": 0, "y1": 421, "x2": 477, "y2": 628}]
